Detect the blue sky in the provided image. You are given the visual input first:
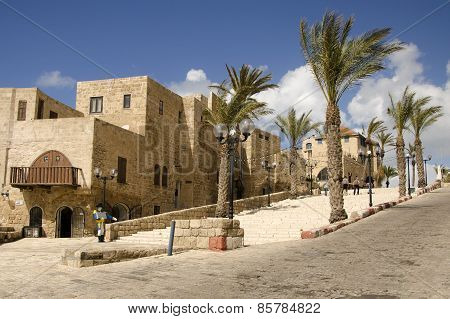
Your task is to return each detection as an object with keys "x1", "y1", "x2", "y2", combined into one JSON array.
[
  {"x1": 0, "y1": 0, "x2": 448, "y2": 105},
  {"x1": 1, "y1": 0, "x2": 449, "y2": 166}
]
